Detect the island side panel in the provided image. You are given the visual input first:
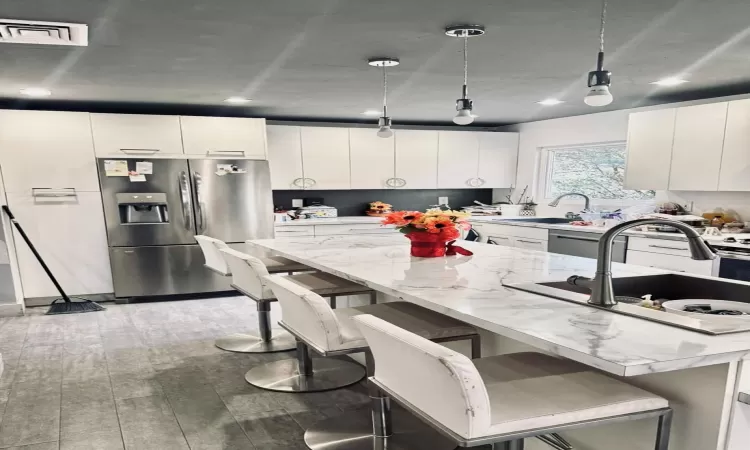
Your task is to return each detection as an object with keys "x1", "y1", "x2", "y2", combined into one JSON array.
[{"x1": 727, "y1": 359, "x2": 750, "y2": 450}]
